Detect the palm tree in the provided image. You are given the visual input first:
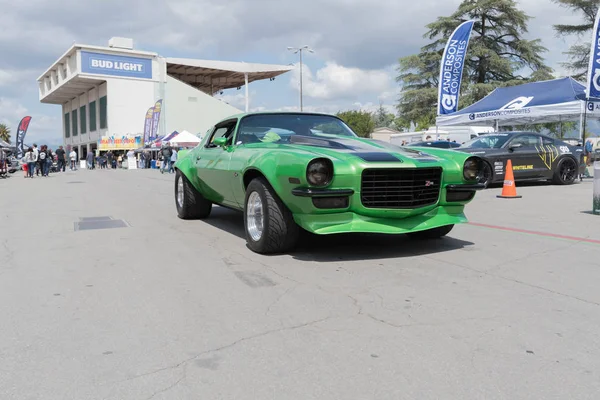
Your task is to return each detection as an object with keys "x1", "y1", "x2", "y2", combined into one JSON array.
[{"x1": 0, "y1": 123, "x2": 10, "y2": 144}]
